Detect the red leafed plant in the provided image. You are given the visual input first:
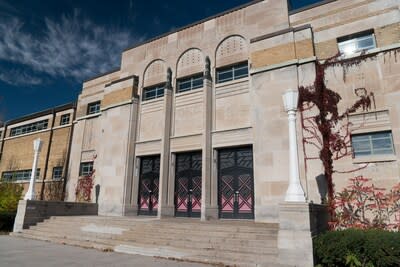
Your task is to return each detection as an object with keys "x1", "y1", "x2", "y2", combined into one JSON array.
[
  {"x1": 75, "y1": 169, "x2": 95, "y2": 202},
  {"x1": 331, "y1": 175, "x2": 400, "y2": 230}
]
